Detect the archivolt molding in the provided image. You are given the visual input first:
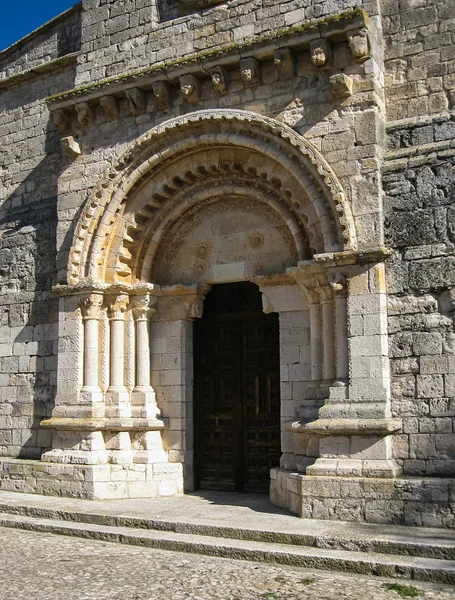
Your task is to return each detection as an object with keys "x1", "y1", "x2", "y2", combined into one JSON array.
[{"x1": 68, "y1": 110, "x2": 357, "y2": 285}]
